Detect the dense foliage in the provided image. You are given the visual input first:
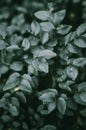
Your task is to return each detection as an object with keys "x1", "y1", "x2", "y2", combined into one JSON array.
[{"x1": 0, "y1": 0, "x2": 86, "y2": 130}]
